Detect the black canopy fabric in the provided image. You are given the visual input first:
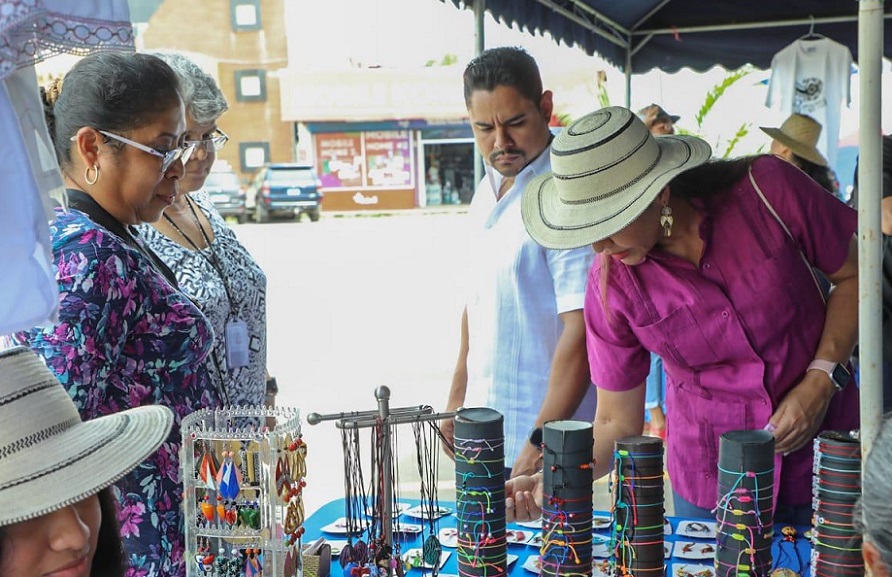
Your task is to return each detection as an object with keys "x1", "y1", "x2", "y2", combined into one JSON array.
[{"x1": 440, "y1": 0, "x2": 892, "y2": 72}]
